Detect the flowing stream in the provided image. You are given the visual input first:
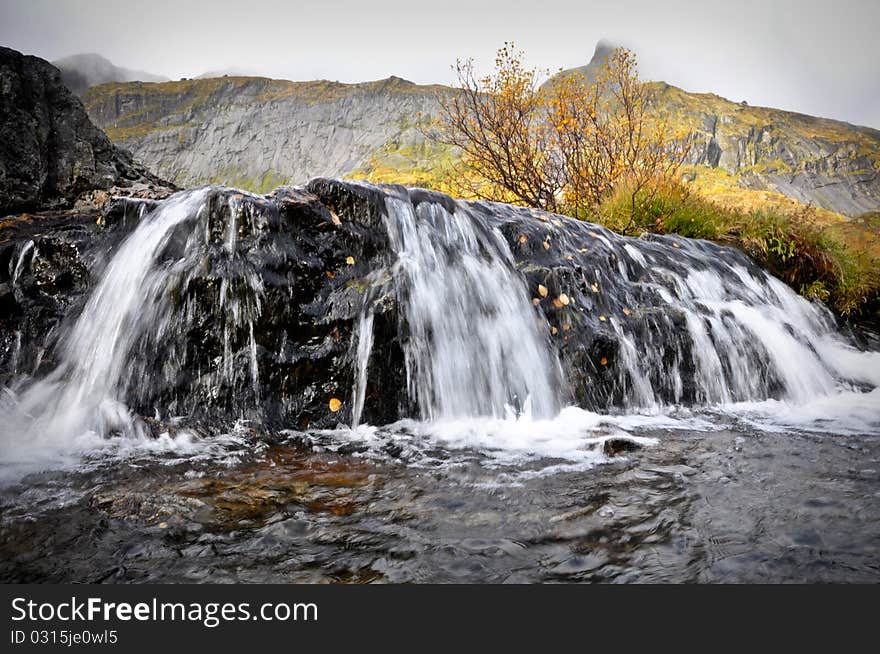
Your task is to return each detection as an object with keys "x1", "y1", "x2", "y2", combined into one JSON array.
[{"x1": 0, "y1": 182, "x2": 878, "y2": 582}]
